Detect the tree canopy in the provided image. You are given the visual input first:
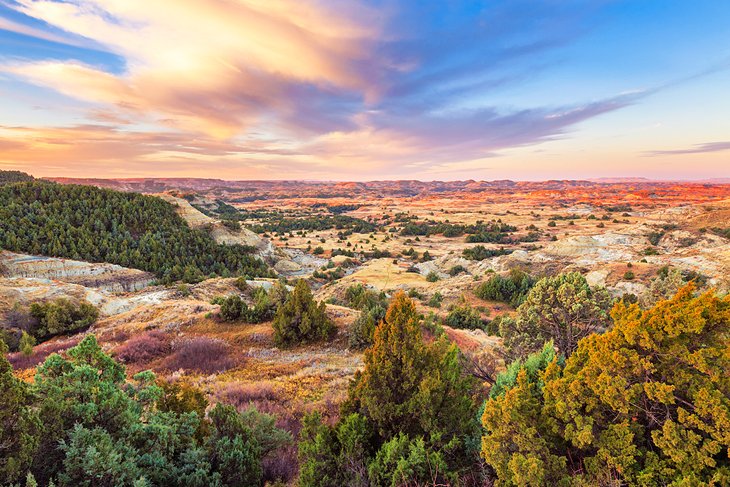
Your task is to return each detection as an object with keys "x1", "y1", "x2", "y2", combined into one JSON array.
[
  {"x1": 299, "y1": 292, "x2": 480, "y2": 486},
  {"x1": 481, "y1": 285, "x2": 730, "y2": 485},
  {"x1": 0, "y1": 335, "x2": 290, "y2": 486},
  {"x1": 499, "y1": 272, "x2": 613, "y2": 359},
  {"x1": 272, "y1": 280, "x2": 334, "y2": 347}
]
